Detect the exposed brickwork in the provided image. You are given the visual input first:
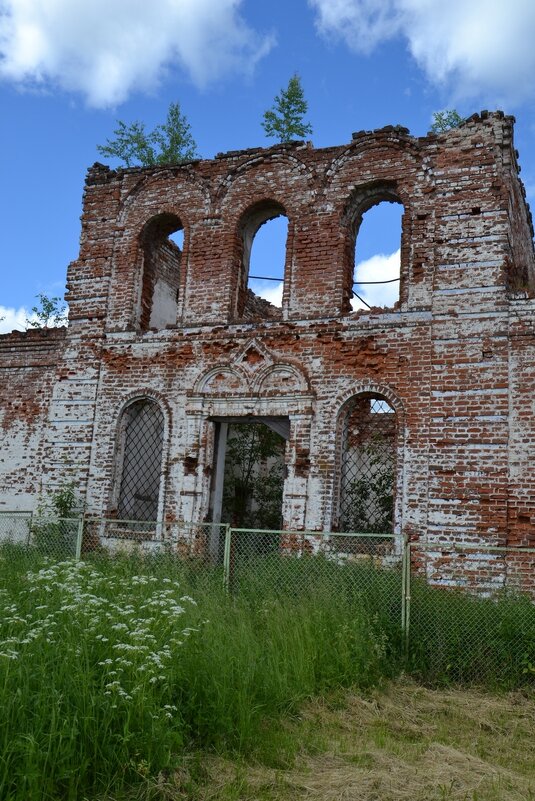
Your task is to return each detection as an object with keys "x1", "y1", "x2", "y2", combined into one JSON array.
[
  {"x1": 1, "y1": 111, "x2": 534, "y2": 589},
  {"x1": 0, "y1": 328, "x2": 66, "y2": 507}
]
